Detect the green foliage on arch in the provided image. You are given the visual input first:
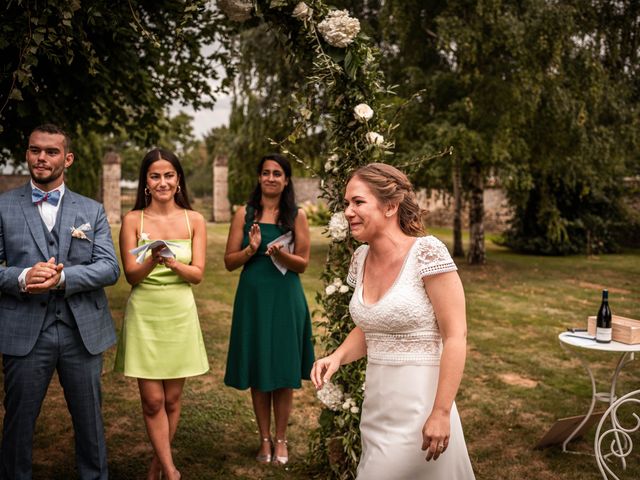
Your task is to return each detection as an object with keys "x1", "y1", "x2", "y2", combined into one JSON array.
[{"x1": 218, "y1": 1, "x2": 396, "y2": 476}]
